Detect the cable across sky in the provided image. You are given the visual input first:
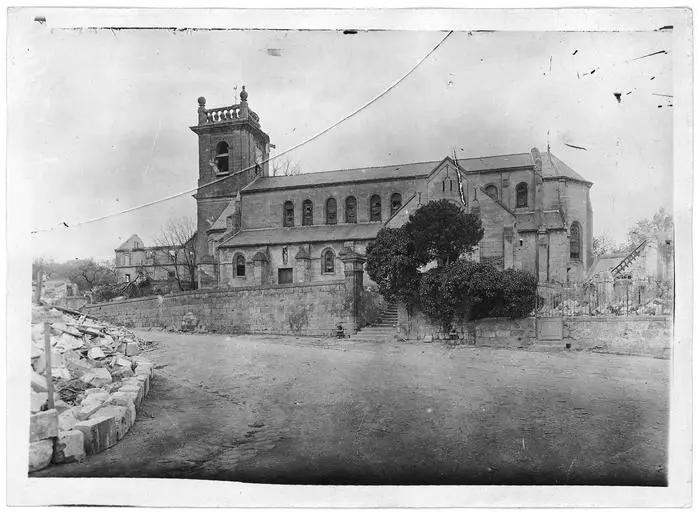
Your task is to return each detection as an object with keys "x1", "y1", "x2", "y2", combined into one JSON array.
[{"x1": 31, "y1": 30, "x2": 454, "y2": 235}]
